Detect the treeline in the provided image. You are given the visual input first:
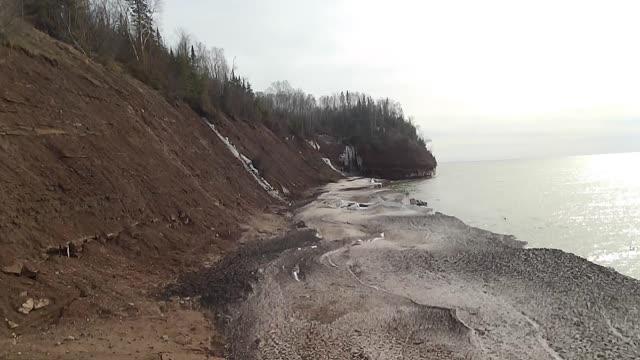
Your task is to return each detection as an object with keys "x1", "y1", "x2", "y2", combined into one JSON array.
[
  {"x1": 259, "y1": 81, "x2": 425, "y2": 147},
  {"x1": 4, "y1": 0, "x2": 429, "y2": 152}
]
